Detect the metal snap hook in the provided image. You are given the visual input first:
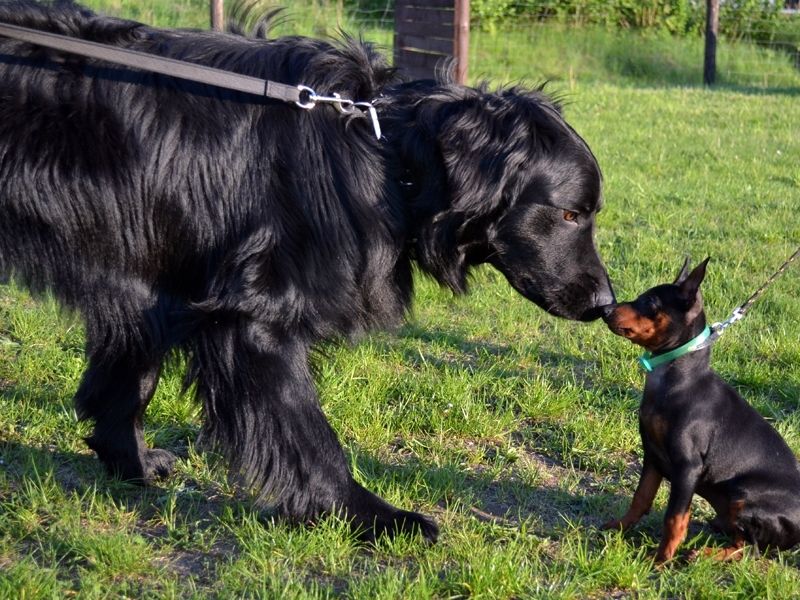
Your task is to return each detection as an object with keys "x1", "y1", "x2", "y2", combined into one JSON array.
[
  {"x1": 295, "y1": 85, "x2": 317, "y2": 109},
  {"x1": 330, "y1": 93, "x2": 355, "y2": 114}
]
